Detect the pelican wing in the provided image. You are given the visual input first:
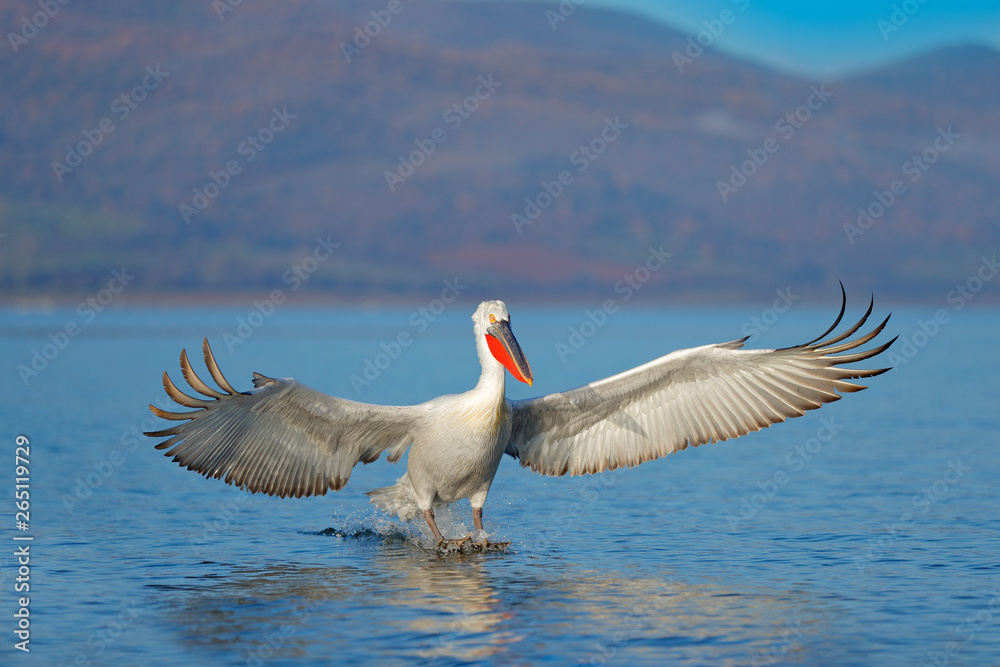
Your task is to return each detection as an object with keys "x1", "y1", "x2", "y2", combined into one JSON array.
[
  {"x1": 145, "y1": 339, "x2": 421, "y2": 497},
  {"x1": 508, "y1": 289, "x2": 894, "y2": 477}
]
